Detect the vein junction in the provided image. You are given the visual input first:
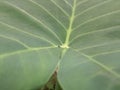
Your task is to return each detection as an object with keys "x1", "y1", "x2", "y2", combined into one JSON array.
[{"x1": 60, "y1": 0, "x2": 76, "y2": 58}]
